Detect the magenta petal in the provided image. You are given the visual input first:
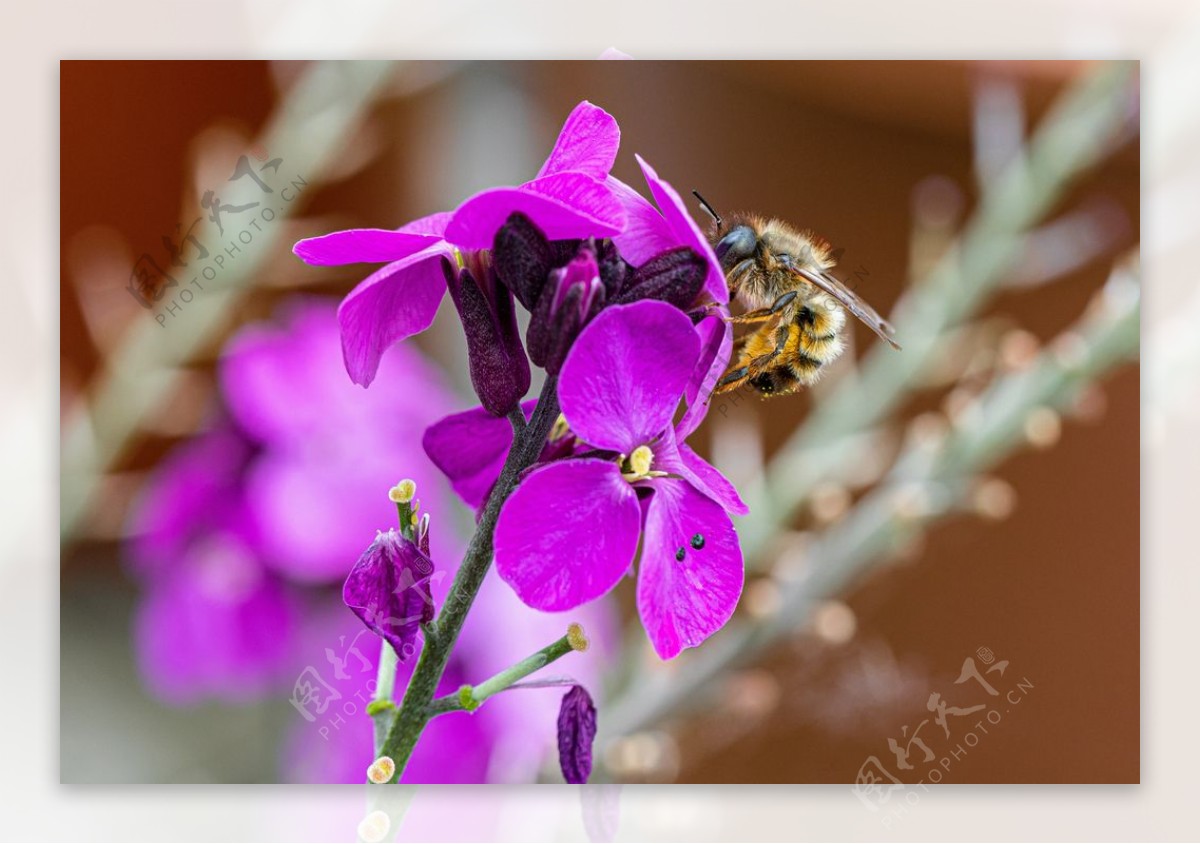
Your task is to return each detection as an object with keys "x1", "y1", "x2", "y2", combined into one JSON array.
[
  {"x1": 293, "y1": 228, "x2": 443, "y2": 266},
  {"x1": 607, "y1": 176, "x2": 675, "y2": 267},
  {"x1": 537, "y1": 101, "x2": 620, "y2": 180},
  {"x1": 495, "y1": 459, "x2": 640, "y2": 611},
  {"x1": 635, "y1": 155, "x2": 729, "y2": 305},
  {"x1": 446, "y1": 175, "x2": 624, "y2": 251},
  {"x1": 558, "y1": 301, "x2": 700, "y2": 454},
  {"x1": 399, "y1": 211, "x2": 453, "y2": 236},
  {"x1": 337, "y1": 243, "x2": 452, "y2": 387},
  {"x1": 677, "y1": 443, "x2": 749, "y2": 516},
  {"x1": 676, "y1": 313, "x2": 734, "y2": 439},
  {"x1": 423, "y1": 400, "x2": 536, "y2": 510},
  {"x1": 637, "y1": 478, "x2": 744, "y2": 659},
  {"x1": 523, "y1": 172, "x2": 625, "y2": 226}
]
